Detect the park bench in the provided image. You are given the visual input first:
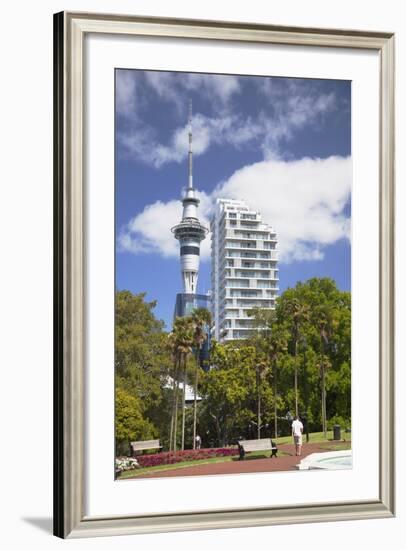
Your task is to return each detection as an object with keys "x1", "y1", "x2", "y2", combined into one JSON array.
[
  {"x1": 237, "y1": 438, "x2": 278, "y2": 460},
  {"x1": 130, "y1": 439, "x2": 162, "y2": 456}
]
